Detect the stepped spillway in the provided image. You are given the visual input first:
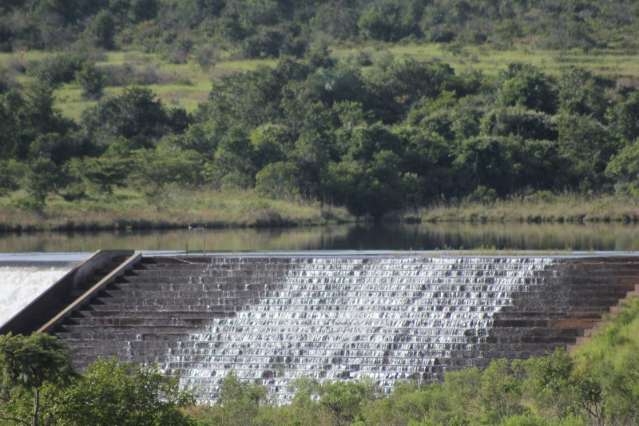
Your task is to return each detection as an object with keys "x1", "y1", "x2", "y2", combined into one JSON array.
[{"x1": 51, "y1": 254, "x2": 639, "y2": 403}]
